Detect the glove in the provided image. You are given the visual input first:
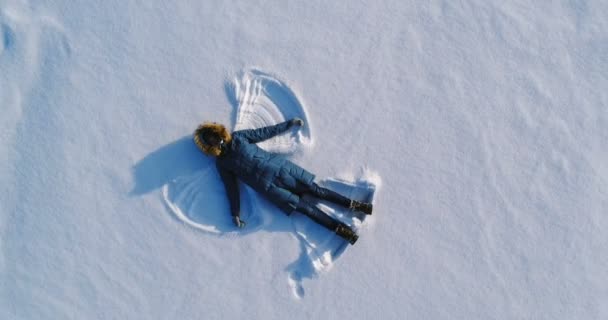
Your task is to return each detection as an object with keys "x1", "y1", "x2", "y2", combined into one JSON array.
[
  {"x1": 233, "y1": 216, "x2": 246, "y2": 228},
  {"x1": 289, "y1": 118, "x2": 304, "y2": 128}
]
